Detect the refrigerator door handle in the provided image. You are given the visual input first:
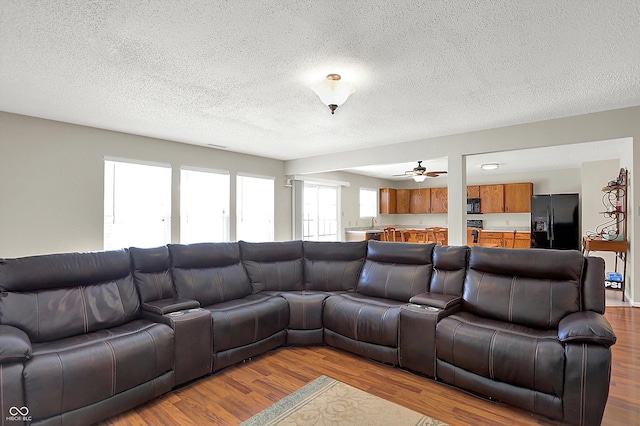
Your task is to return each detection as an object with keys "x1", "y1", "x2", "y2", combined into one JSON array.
[{"x1": 550, "y1": 209, "x2": 555, "y2": 243}]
